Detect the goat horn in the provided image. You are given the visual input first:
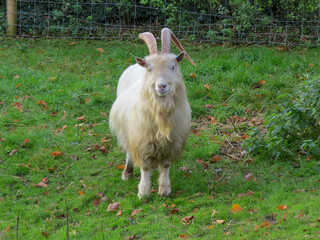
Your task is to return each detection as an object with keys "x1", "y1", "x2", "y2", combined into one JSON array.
[
  {"x1": 161, "y1": 28, "x2": 196, "y2": 66},
  {"x1": 139, "y1": 32, "x2": 158, "y2": 55}
]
